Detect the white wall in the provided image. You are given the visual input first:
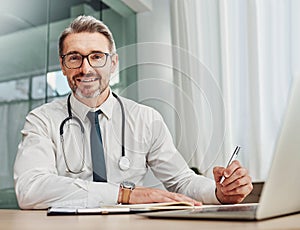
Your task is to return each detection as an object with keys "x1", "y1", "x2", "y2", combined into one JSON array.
[
  {"x1": 135, "y1": 0, "x2": 175, "y2": 189},
  {"x1": 136, "y1": 0, "x2": 177, "y2": 140}
]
